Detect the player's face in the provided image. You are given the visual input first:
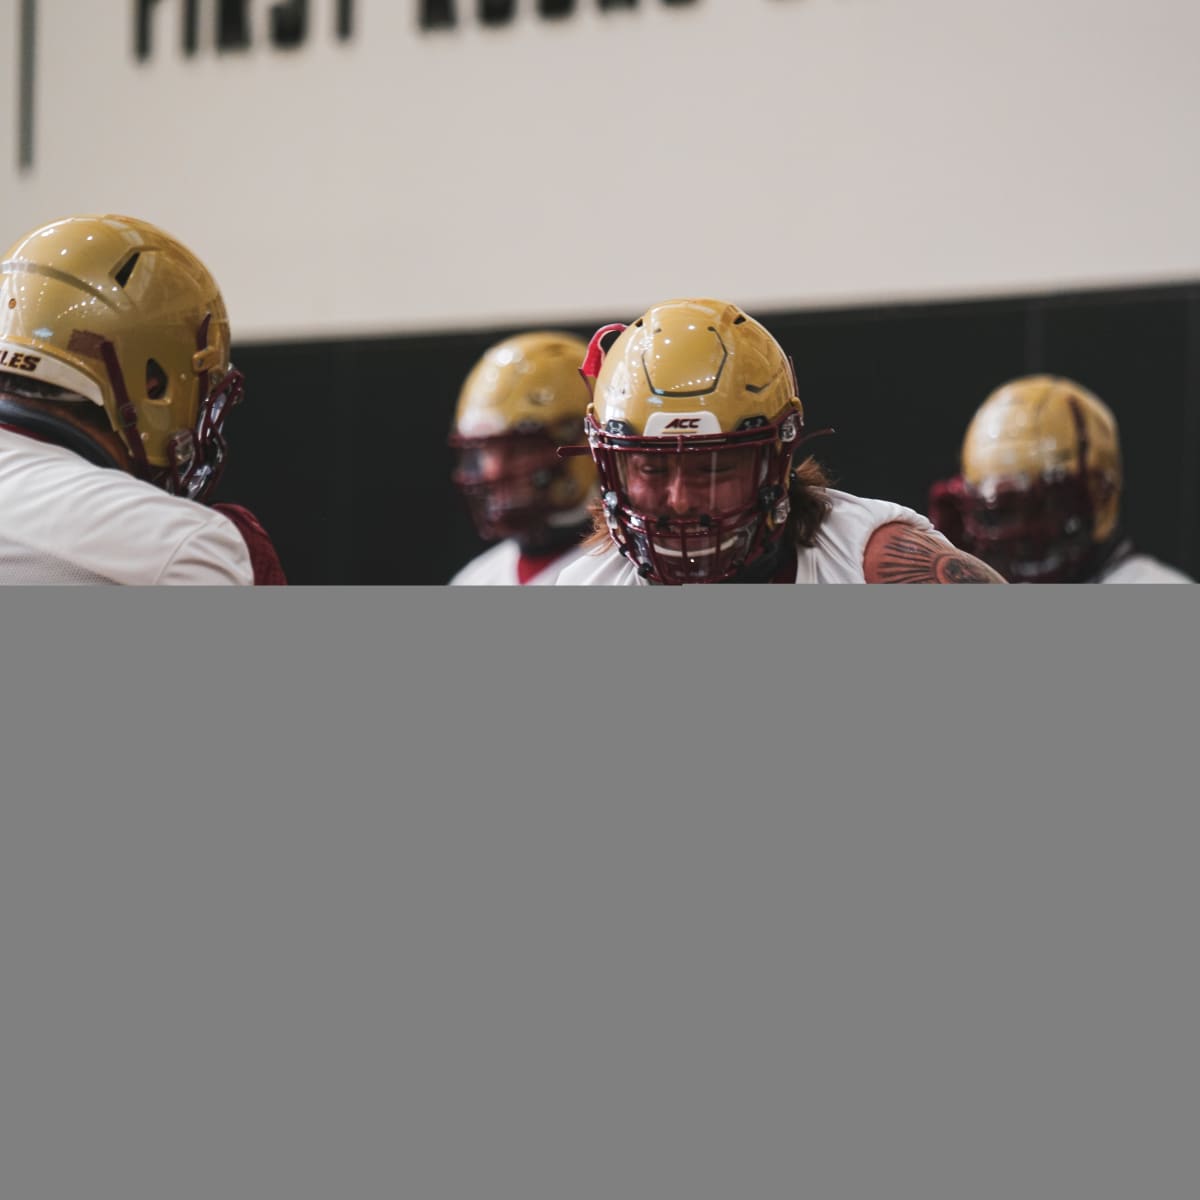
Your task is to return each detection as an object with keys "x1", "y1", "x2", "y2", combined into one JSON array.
[
  {"x1": 610, "y1": 445, "x2": 767, "y2": 583},
  {"x1": 962, "y1": 476, "x2": 1091, "y2": 582},
  {"x1": 454, "y1": 433, "x2": 566, "y2": 538},
  {"x1": 618, "y1": 446, "x2": 761, "y2": 518},
  {"x1": 459, "y1": 438, "x2": 560, "y2": 487}
]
